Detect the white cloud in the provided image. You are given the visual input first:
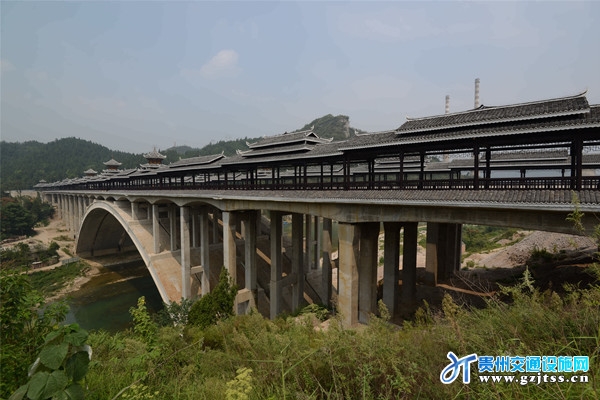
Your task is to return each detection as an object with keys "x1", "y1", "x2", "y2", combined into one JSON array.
[{"x1": 199, "y1": 49, "x2": 240, "y2": 79}]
